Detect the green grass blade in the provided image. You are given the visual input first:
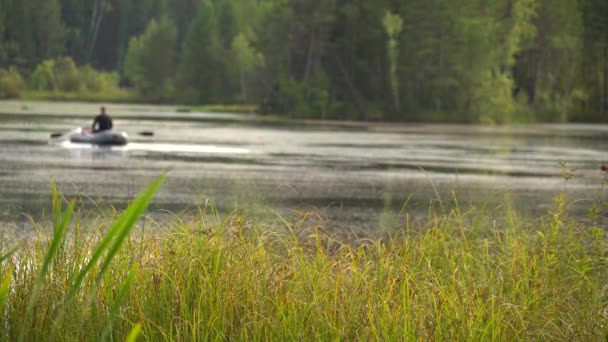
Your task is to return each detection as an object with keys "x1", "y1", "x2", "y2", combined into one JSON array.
[
  {"x1": 0, "y1": 246, "x2": 18, "y2": 264},
  {"x1": 126, "y1": 323, "x2": 143, "y2": 342},
  {"x1": 0, "y1": 273, "x2": 10, "y2": 311},
  {"x1": 100, "y1": 264, "x2": 138, "y2": 341},
  {"x1": 51, "y1": 179, "x2": 62, "y2": 231},
  {"x1": 94, "y1": 175, "x2": 165, "y2": 286},
  {"x1": 20, "y1": 199, "x2": 75, "y2": 342},
  {"x1": 35, "y1": 199, "x2": 74, "y2": 289},
  {"x1": 67, "y1": 175, "x2": 165, "y2": 301}
]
